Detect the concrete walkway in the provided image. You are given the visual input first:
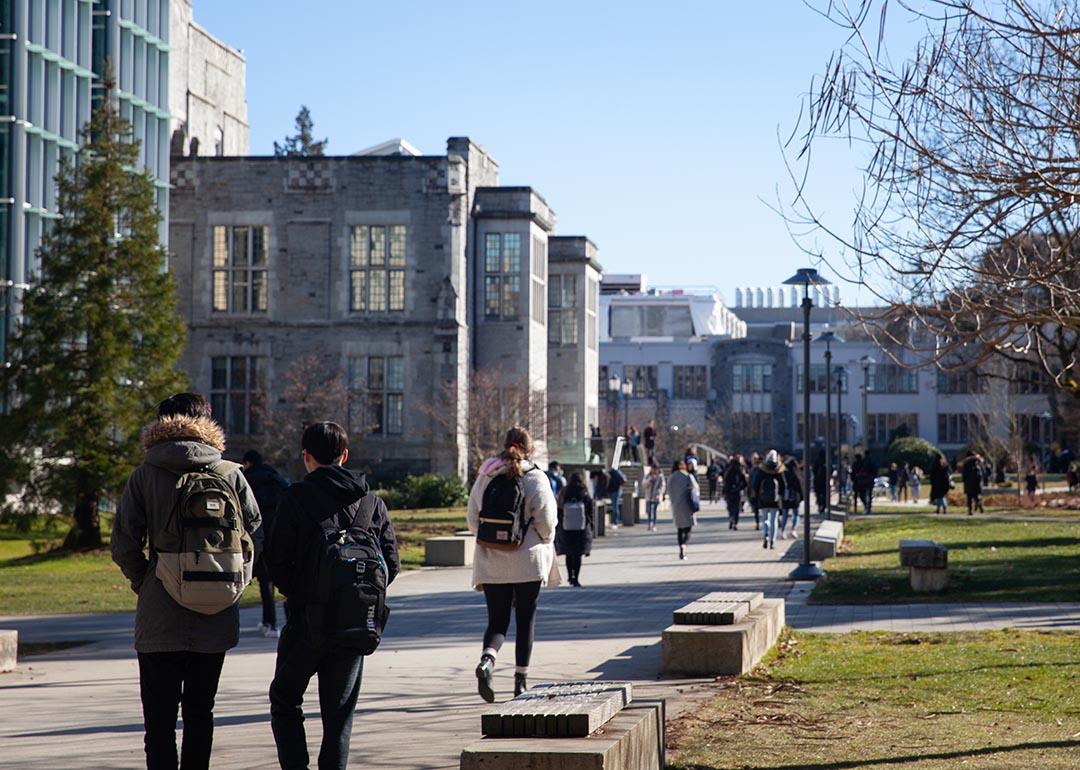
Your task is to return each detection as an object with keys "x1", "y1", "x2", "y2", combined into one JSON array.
[{"x1": 1, "y1": 503, "x2": 1077, "y2": 770}]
